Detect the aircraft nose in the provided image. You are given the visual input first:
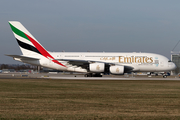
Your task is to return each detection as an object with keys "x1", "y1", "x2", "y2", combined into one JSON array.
[
  {"x1": 168, "y1": 62, "x2": 176, "y2": 70},
  {"x1": 171, "y1": 62, "x2": 177, "y2": 70},
  {"x1": 173, "y1": 63, "x2": 177, "y2": 69}
]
